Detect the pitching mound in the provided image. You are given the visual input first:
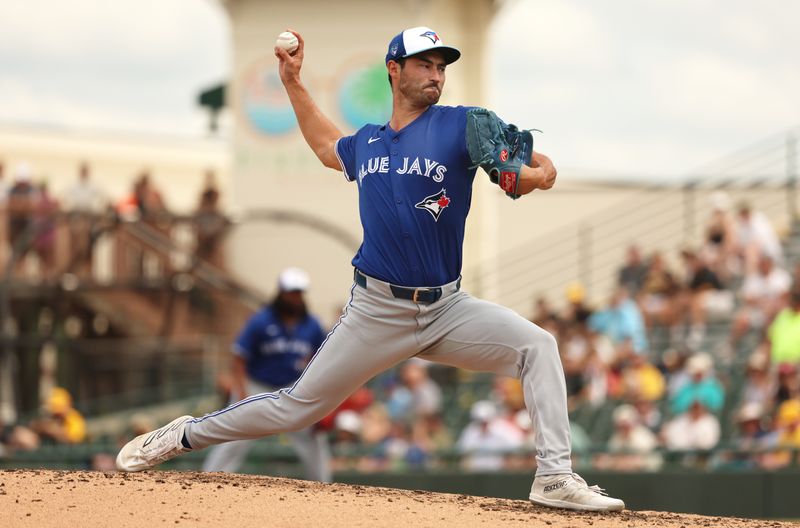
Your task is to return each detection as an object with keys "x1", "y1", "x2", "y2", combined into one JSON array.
[{"x1": 0, "y1": 469, "x2": 794, "y2": 527}]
